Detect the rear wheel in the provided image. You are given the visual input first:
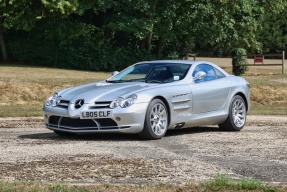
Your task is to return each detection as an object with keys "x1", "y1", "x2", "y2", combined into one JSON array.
[
  {"x1": 219, "y1": 95, "x2": 247, "y2": 131},
  {"x1": 139, "y1": 99, "x2": 168, "y2": 140}
]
